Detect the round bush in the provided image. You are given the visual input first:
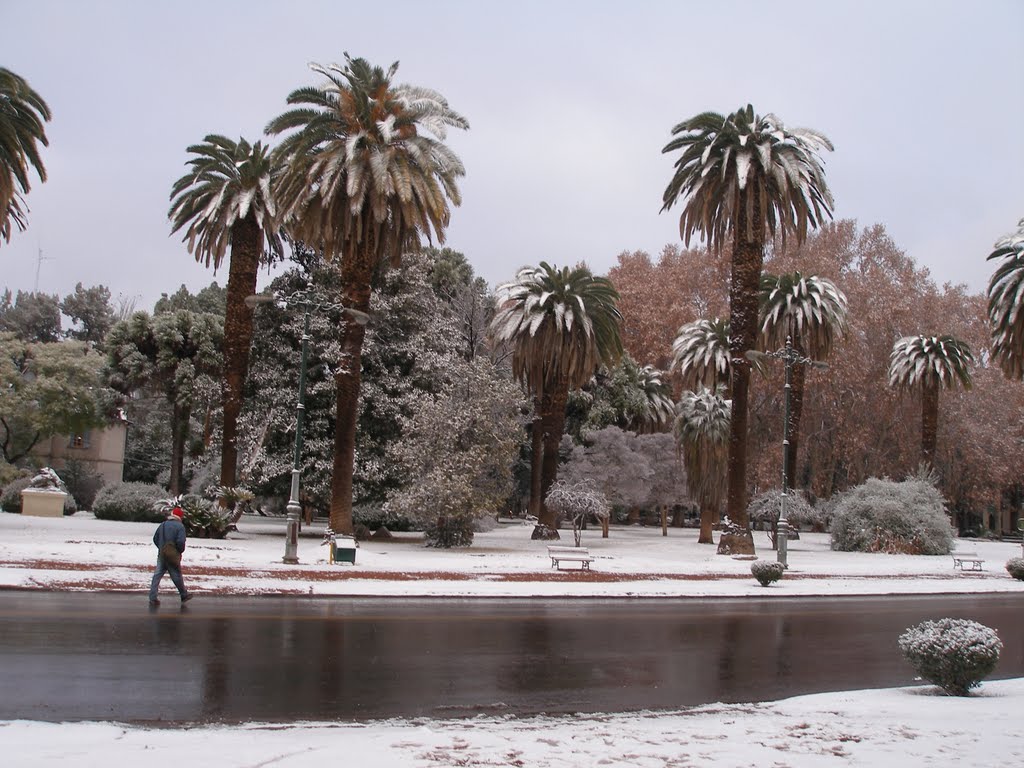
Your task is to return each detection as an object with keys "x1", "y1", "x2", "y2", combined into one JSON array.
[
  {"x1": 830, "y1": 477, "x2": 954, "y2": 555},
  {"x1": 898, "y1": 618, "x2": 1002, "y2": 696},
  {"x1": 751, "y1": 559, "x2": 785, "y2": 587},
  {"x1": 424, "y1": 514, "x2": 474, "y2": 548},
  {"x1": 1006, "y1": 558, "x2": 1024, "y2": 581},
  {"x1": 748, "y1": 488, "x2": 819, "y2": 531},
  {"x1": 1, "y1": 475, "x2": 77, "y2": 515},
  {"x1": 92, "y1": 482, "x2": 167, "y2": 523}
]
